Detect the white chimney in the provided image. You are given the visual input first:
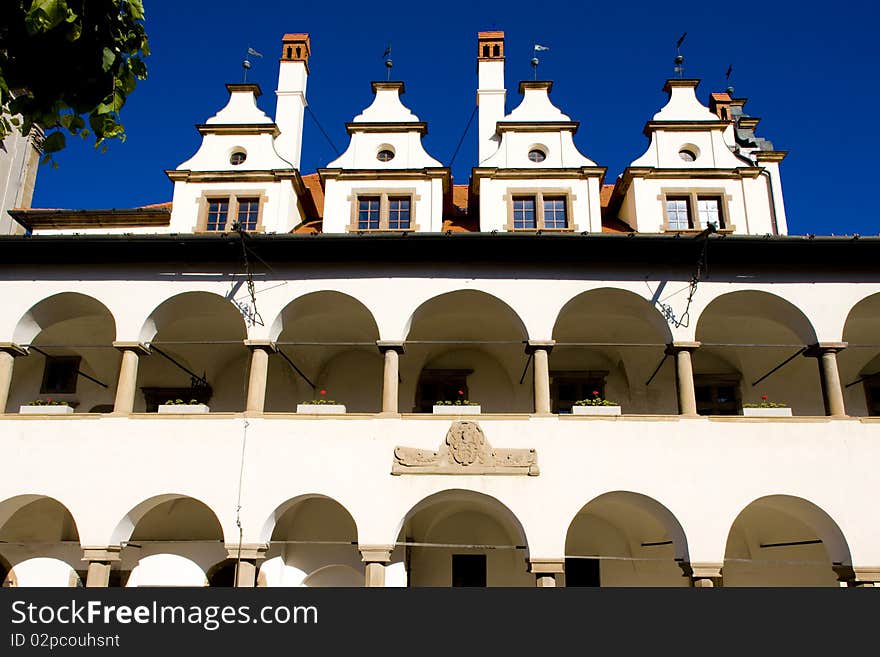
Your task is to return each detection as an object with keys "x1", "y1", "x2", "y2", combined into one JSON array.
[
  {"x1": 274, "y1": 33, "x2": 310, "y2": 169},
  {"x1": 477, "y1": 31, "x2": 506, "y2": 163}
]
